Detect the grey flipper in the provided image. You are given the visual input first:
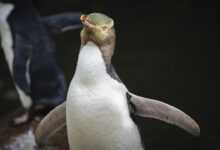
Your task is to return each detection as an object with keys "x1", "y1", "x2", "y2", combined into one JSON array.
[
  {"x1": 35, "y1": 102, "x2": 66, "y2": 148},
  {"x1": 42, "y1": 12, "x2": 83, "y2": 34},
  {"x1": 128, "y1": 93, "x2": 200, "y2": 137},
  {"x1": 104, "y1": 61, "x2": 200, "y2": 136}
]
